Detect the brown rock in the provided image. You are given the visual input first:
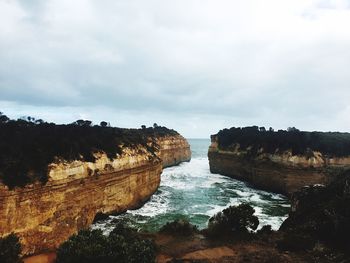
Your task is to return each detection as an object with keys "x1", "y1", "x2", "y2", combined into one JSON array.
[
  {"x1": 0, "y1": 134, "x2": 191, "y2": 255},
  {"x1": 157, "y1": 135, "x2": 191, "y2": 167},
  {"x1": 208, "y1": 135, "x2": 350, "y2": 195}
]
